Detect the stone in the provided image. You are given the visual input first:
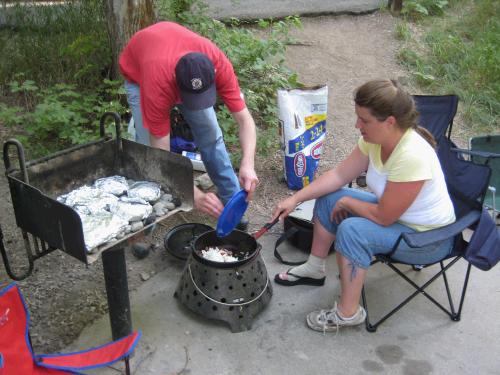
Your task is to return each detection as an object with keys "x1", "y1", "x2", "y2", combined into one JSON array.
[{"x1": 195, "y1": 173, "x2": 214, "y2": 190}]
